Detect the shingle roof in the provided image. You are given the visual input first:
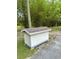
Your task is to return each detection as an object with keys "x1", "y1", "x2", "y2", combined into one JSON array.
[{"x1": 22, "y1": 27, "x2": 51, "y2": 35}]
